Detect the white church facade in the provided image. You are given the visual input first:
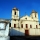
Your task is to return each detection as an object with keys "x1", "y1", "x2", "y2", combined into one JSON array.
[
  {"x1": 0, "y1": 7, "x2": 40, "y2": 37},
  {"x1": 10, "y1": 7, "x2": 40, "y2": 36}
]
